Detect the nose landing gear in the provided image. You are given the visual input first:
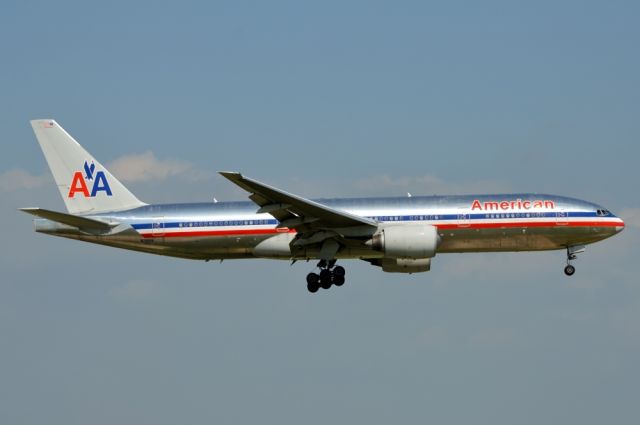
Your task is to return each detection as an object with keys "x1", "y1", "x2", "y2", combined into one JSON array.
[
  {"x1": 306, "y1": 260, "x2": 347, "y2": 293},
  {"x1": 564, "y1": 245, "x2": 585, "y2": 276}
]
